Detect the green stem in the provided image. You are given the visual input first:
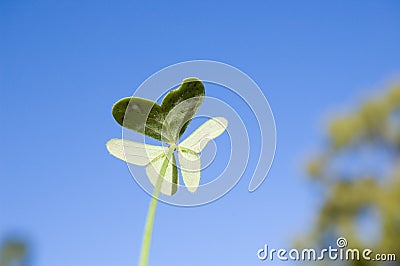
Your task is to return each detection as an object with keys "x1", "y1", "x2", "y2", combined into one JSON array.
[{"x1": 139, "y1": 149, "x2": 173, "y2": 266}]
